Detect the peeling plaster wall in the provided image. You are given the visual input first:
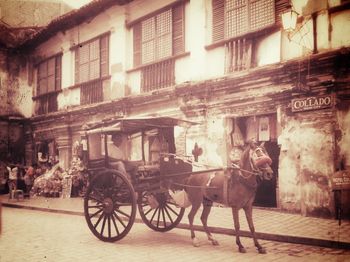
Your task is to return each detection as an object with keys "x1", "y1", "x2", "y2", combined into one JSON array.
[
  {"x1": 0, "y1": 50, "x2": 32, "y2": 118},
  {"x1": 278, "y1": 110, "x2": 335, "y2": 217},
  {"x1": 0, "y1": 0, "x2": 72, "y2": 27},
  {"x1": 0, "y1": 51, "x2": 9, "y2": 115},
  {"x1": 337, "y1": 109, "x2": 350, "y2": 168}
]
